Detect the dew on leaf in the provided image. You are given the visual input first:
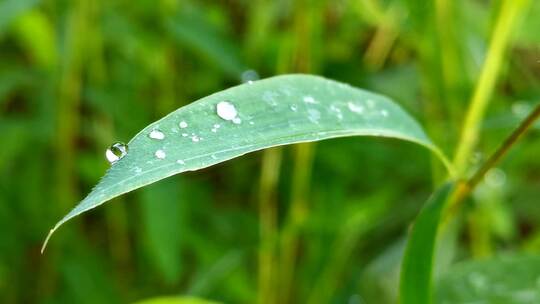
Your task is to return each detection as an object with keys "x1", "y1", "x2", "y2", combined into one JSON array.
[
  {"x1": 105, "y1": 142, "x2": 128, "y2": 164},
  {"x1": 155, "y1": 149, "x2": 166, "y2": 159},
  {"x1": 179, "y1": 121, "x2": 188, "y2": 128},
  {"x1": 348, "y1": 101, "x2": 364, "y2": 114},
  {"x1": 149, "y1": 129, "x2": 165, "y2": 140},
  {"x1": 216, "y1": 101, "x2": 238, "y2": 121}
]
